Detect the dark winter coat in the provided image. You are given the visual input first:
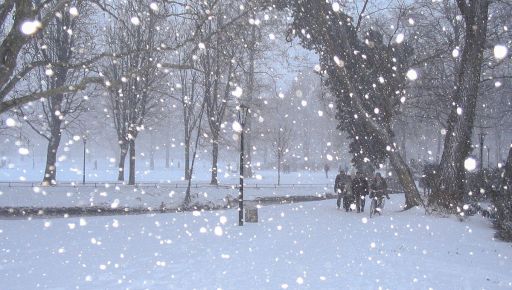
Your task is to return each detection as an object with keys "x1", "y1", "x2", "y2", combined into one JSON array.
[
  {"x1": 335, "y1": 173, "x2": 350, "y2": 195},
  {"x1": 351, "y1": 176, "x2": 369, "y2": 196},
  {"x1": 370, "y1": 177, "x2": 387, "y2": 192}
]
